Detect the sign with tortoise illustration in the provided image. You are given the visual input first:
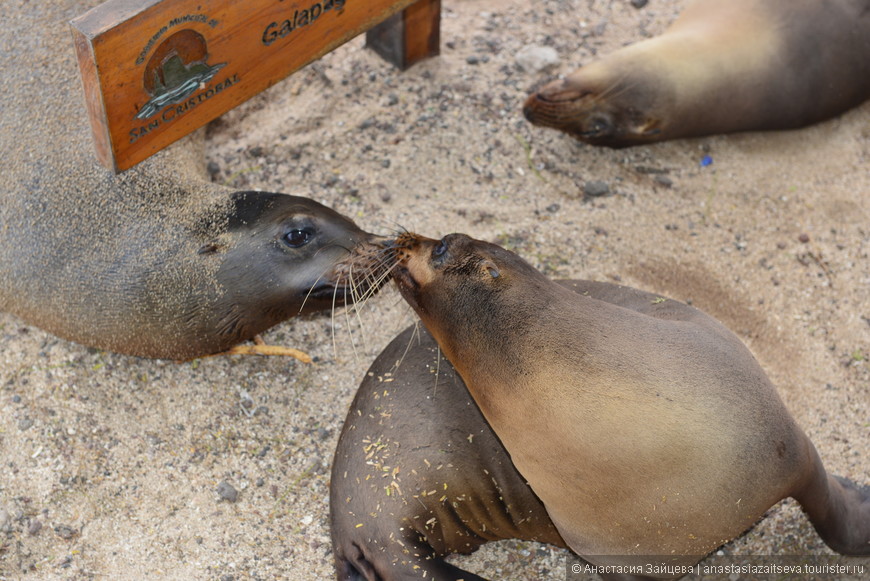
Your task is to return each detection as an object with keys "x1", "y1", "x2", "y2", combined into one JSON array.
[{"x1": 71, "y1": 0, "x2": 440, "y2": 172}]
